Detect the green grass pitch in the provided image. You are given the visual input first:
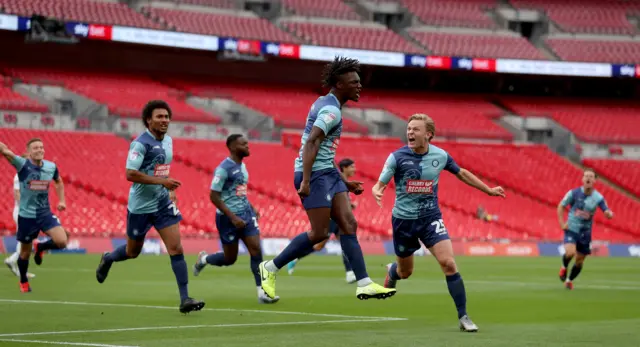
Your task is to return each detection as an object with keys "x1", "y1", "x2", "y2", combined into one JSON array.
[{"x1": 0, "y1": 254, "x2": 639, "y2": 347}]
